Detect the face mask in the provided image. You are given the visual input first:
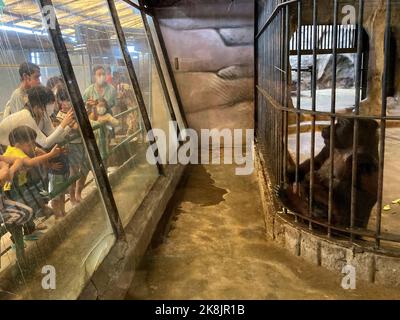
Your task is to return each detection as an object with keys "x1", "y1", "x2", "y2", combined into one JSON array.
[
  {"x1": 97, "y1": 106, "x2": 107, "y2": 115},
  {"x1": 96, "y1": 75, "x2": 106, "y2": 86},
  {"x1": 61, "y1": 101, "x2": 72, "y2": 112},
  {"x1": 46, "y1": 103, "x2": 55, "y2": 116}
]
